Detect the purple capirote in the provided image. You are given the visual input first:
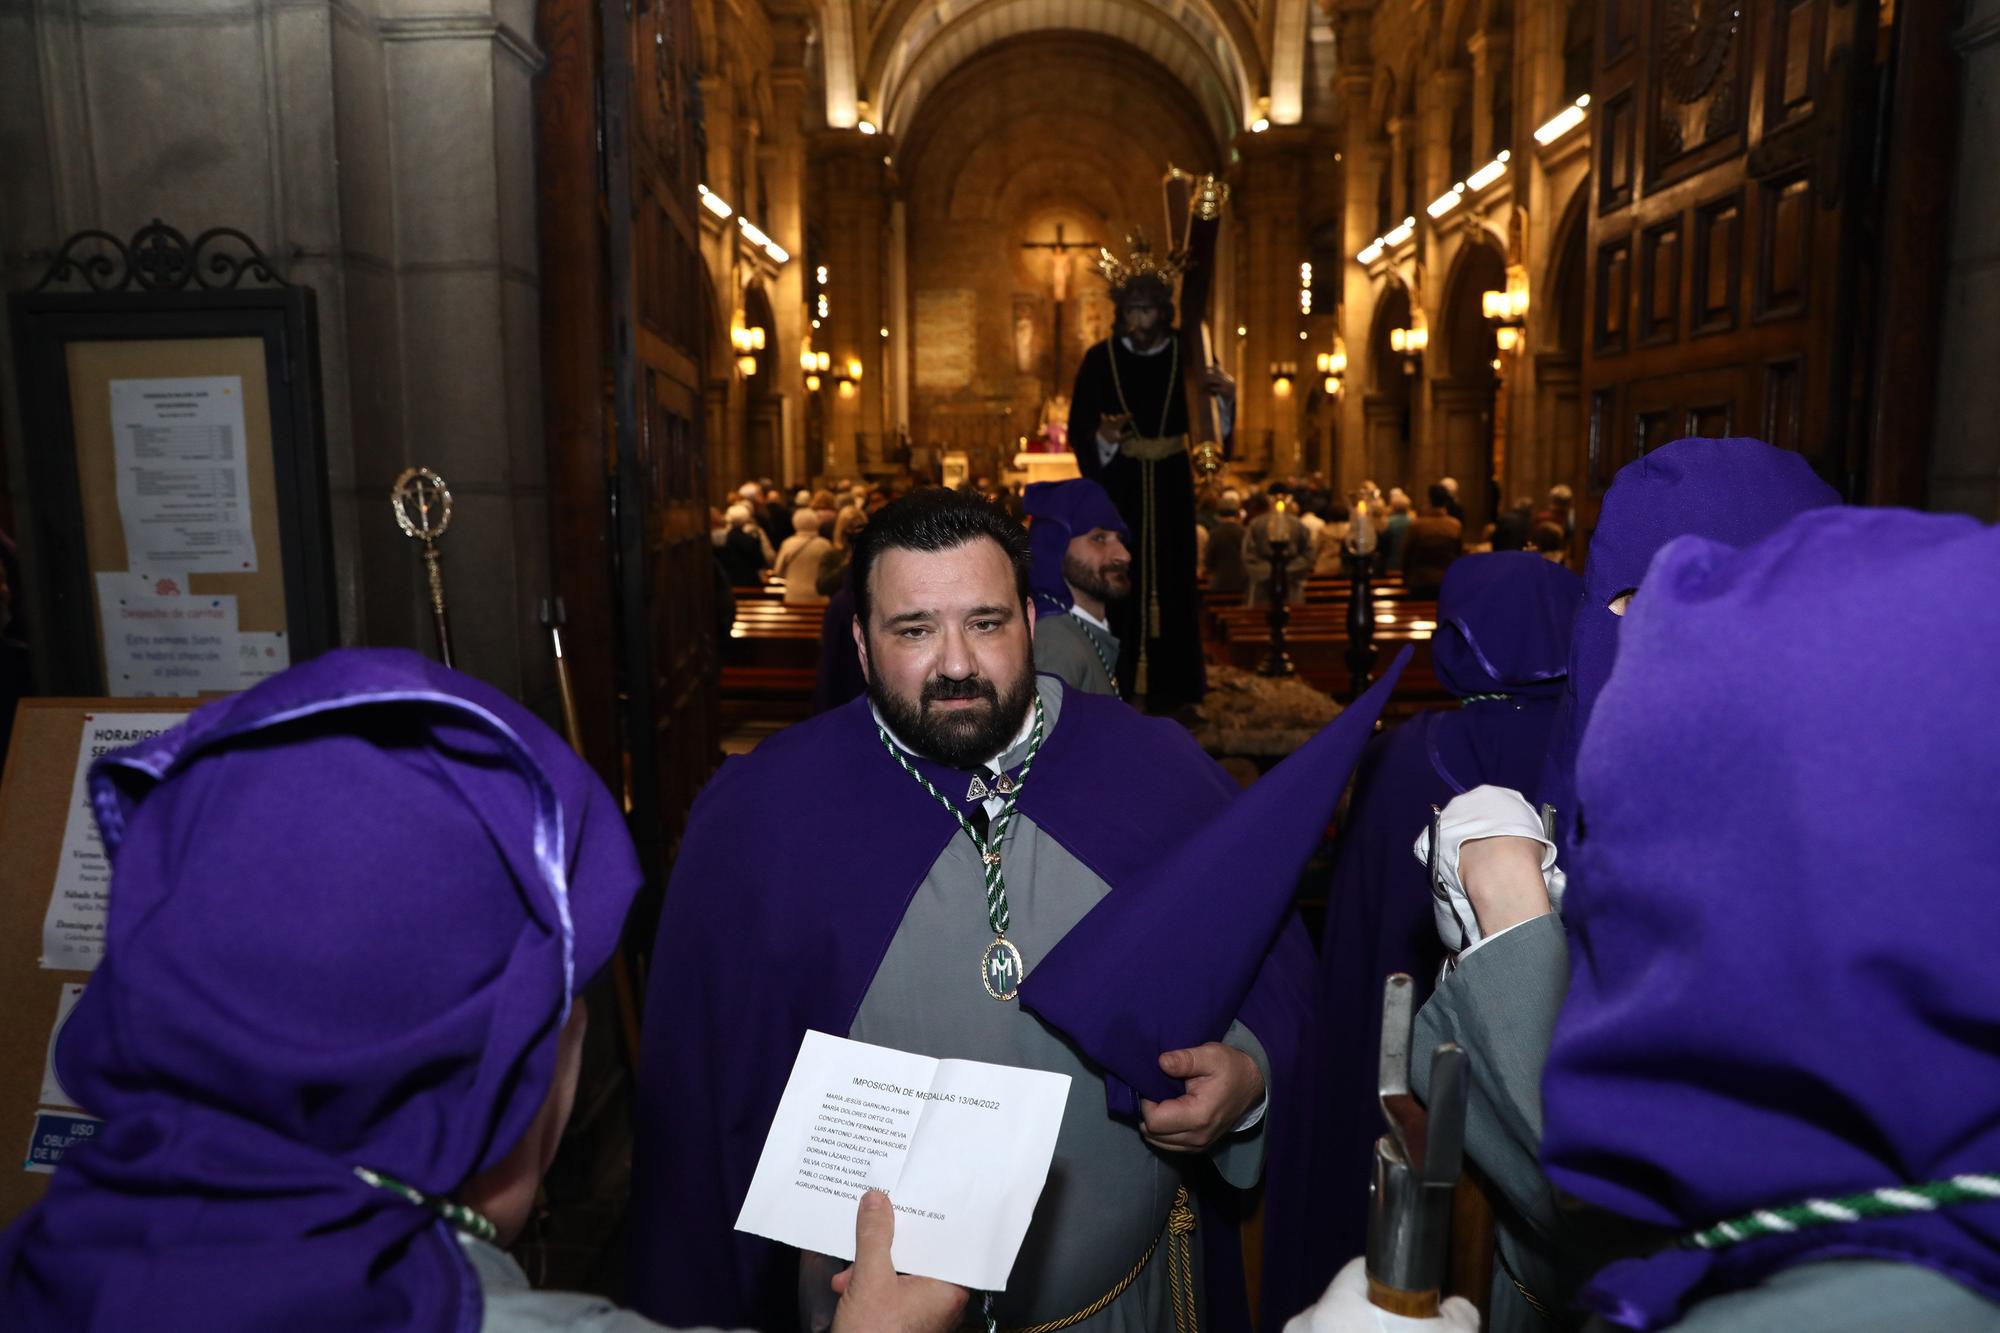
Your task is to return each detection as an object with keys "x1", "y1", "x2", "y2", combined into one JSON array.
[
  {"x1": 1302, "y1": 552, "x2": 1579, "y2": 1298},
  {"x1": 1541, "y1": 507, "x2": 2000, "y2": 1327},
  {"x1": 1023, "y1": 477, "x2": 1130, "y2": 611},
  {"x1": 1538, "y1": 437, "x2": 1839, "y2": 849},
  {"x1": 0, "y1": 647, "x2": 642, "y2": 1333}
]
